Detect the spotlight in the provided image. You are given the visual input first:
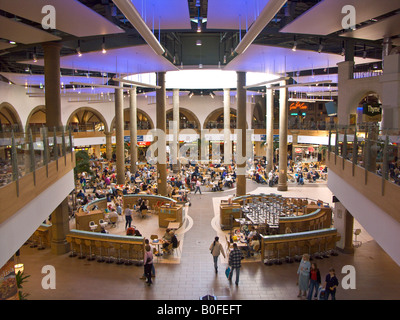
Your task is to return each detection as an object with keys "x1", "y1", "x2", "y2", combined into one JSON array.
[
  {"x1": 102, "y1": 37, "x2": 107, "y2": 54},
  {"x1": 33, "y1": 53, "x2": 37, "y2": 62},
  {"x1": 363, "y1": 44, "x2": 367, "y2": 59},
  {"x1": 196, "y1": 40, "x2": 202, "y2": 46},
  {"x1": 197, "y1": 18, "x2": 202, "y2": 33},
  {"x1": 318, "y1": 39, "x2": 323, "y2": 53},
  {"x1": 292, "y1": 41, "x2": 297, "y2": 51},
  {"x1": 189, "y1": 92, "x2": 194, "y2": 98},
  {"x1": 76, "y1": 40, "x2": 82, "y2": 57}
]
